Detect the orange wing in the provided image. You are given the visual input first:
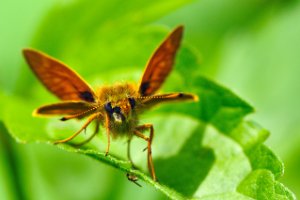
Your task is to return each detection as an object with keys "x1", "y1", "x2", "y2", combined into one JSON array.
[
  {"x1": 139, "y1": 26, "x2": 183, "y2": 96},
  {"x1": 23, "y1": 49, "x2": 96, "y2": 102}
]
